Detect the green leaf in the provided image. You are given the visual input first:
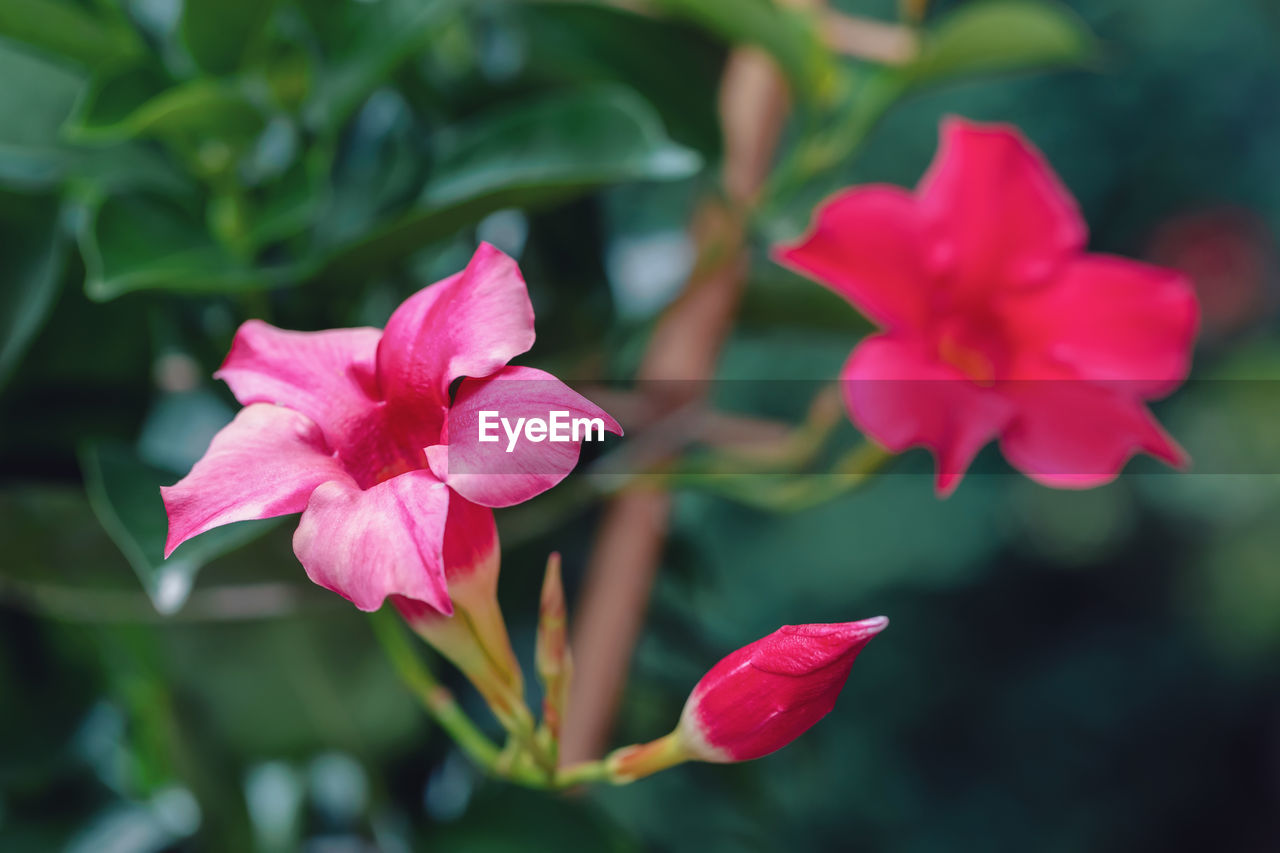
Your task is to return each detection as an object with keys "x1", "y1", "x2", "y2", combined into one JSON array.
[
  {"x1": 67, "y1": 74, "x2": 265, "y2": 146},
  {"x1": 905, "y1": 0, "x2": 1099, "y2": 87},
  {"x1": 316, "y1": 86, "x2": 701, "y2": 281},
  {"x1": 0, "y1": 42, "x2": 191, "y2": 194},
  {"x1": 315, "y1": 90, "x2": 420, "y2": 247},
  {"x1": 66, "y1": 142, "x2": 194, "y2": 197},
  {"x1": 137, "y1": 388, "x2": 239, "y2": 475},
  {"x1": 514, "y1": 2, "x2": 723, "y2": 156},
  {"x1": 0, "y1": 0, "x2": 143, "y2": 69},
  {"x1": 0, "y1": 191, "x2": 66, "y2": 389},
  {"x1": 420, "y1": 90, "x2": 699, "y2": 206},
  {"x1": 303, "y1": 0, "x2": 465, "y2": 131},
  {"x1": 0, "y1": 39, "x2": 85, "y2": 187},
  {"x1": 80, "y1": 440, "x2": 278, "y2": 615},
  {"x1": 247, "y1": 158, "x2": 325, "y2": 249},
  {"x1": 432, "y1": 786, "x2": 636, "y2": 852},
  {"x1": 181, "y1": 0, "x2": 277, "y2": 76},
  {"x1": 66, "y1": 66, "x2": 167, "y2": 134},
  {"x1": 761, "y1": 0, "x2": 1099, "y2": 211},
  {"x1": 650, "y1": 0, "x2": 836, "y2": 102},
  {"x1": 164, "y1": 612, "x2": 424, "y2": 759},
  {"x1": 79, "y1": 193, "x2": 293, "y2": 300},
  {"x1": 81, "y1": 87, "x2": 699, "y2": 298}
]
